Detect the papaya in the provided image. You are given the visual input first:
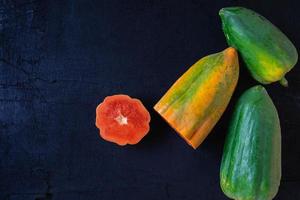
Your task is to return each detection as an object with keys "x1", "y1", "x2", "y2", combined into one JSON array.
[
  {"x1": 220, "y1": 85, "x2": 281, "y2": 200},
  {"x1": 96, "y1": 94, "x2": 151, "y2": 145},
  {"x1": 219, "y1": 7, "x2": 298, "y2": 86},
  {"x1": 154, "y1": 47, "x2": 239, "y2": 149}
]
